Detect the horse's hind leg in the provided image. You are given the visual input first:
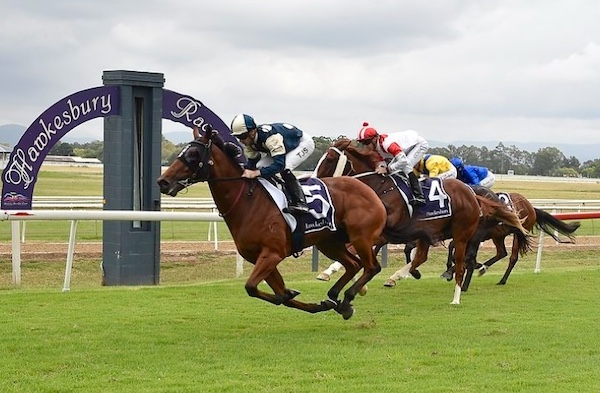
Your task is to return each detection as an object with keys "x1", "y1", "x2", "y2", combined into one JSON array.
[
  {"x1": 384, "y1": 240, "x2": 430, "y2": 287},
  {"x1": 451, "y1": 240, "x2": 469, "y2": 304},
  {"x1": 497, "y1": 236, "x2": 520, "y2": 285},
  {"x1": 480, "y1": 236, "x2": 508, "y2": 276},
  {"x1": 316, "y1": 242, "x2": 361, "y2": 310},
  {"x1": 441, "y1": 240, "x2": 456, "y2": 281}
]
